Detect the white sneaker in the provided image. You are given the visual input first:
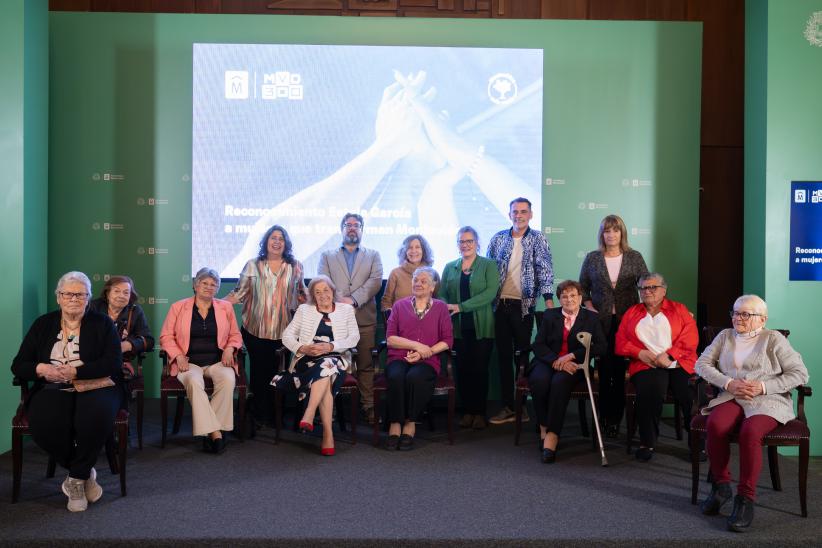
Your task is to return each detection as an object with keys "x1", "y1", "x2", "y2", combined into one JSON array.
[
  {"x1": 61, "y1": 476, "x2": 88, "y2": 512},
  {"x1": 85, "y1": 467, "x2": 103, "y2": 503},
  {"x1": 489, "y1": 406, "x2": 517, "y2": 424}
]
